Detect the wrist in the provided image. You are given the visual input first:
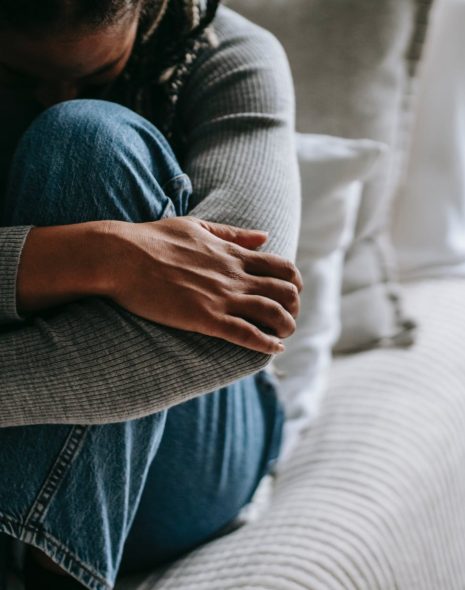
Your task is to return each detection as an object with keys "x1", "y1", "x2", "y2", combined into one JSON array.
[
  {"x1": 17, "y1": 220, "x2": 116, "y2": 313},
  {"x1": 79, "y1": 220, "x2": 122, "y2": 298},
  {"x1": 93, "y1": 220, "x2": 128, "y2": 299}
]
